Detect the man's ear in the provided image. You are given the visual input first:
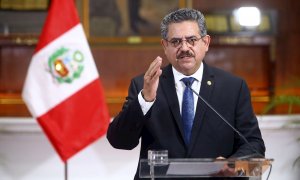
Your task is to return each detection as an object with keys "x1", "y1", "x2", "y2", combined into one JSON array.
[
  {"x1": 203, "y1": 35, "x2": 211, "y2": 51},
  {"x1": 161, "y1": 39, "x2": 168, "y2": 51}
]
